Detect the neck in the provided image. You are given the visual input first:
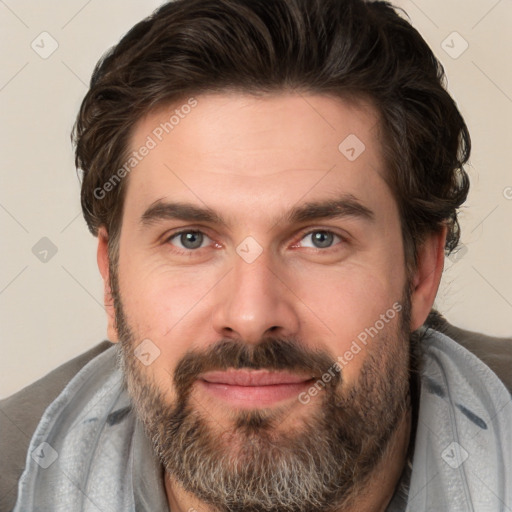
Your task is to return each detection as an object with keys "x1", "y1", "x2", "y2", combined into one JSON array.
[{"x1": 164, "y1": 406, "x2": 412, "y2": 512}]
